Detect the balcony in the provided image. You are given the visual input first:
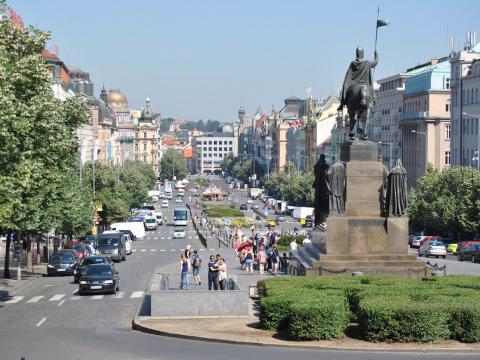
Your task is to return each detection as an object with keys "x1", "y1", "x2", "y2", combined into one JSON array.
[{"x1": 401, "y1": 111, "x2": 429, "y2": 121}]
